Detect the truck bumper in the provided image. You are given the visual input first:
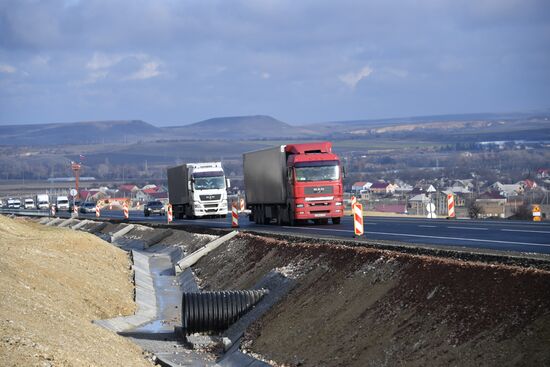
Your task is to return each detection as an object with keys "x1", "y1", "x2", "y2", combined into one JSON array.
[
  {"x1": 193, "y1": 204, "x2": 228, "y2": 217},
  {"x1": 294, "y1": 199, "x2": 344, "y2": 220}
]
